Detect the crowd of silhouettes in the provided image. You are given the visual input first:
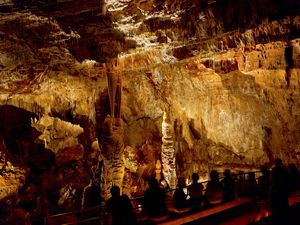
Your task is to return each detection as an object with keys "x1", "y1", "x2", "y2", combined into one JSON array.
[{"x1": 104, "y1": 159, "x2": 300, "y2": 225}]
